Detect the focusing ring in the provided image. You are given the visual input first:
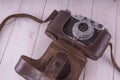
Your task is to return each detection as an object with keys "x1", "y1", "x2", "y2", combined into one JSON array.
[{"x1": 72, "y1": 21, "x2": 94, "y2": 40}]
